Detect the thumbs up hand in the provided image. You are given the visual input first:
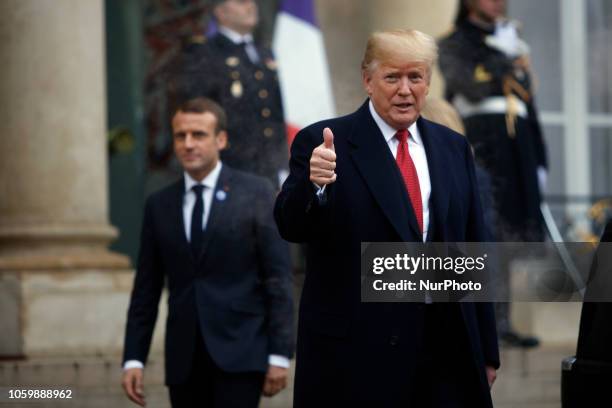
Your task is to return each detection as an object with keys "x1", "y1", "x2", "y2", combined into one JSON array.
[{"x1": 310, "y1": 127, "x2": 337, "y2": 186}]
